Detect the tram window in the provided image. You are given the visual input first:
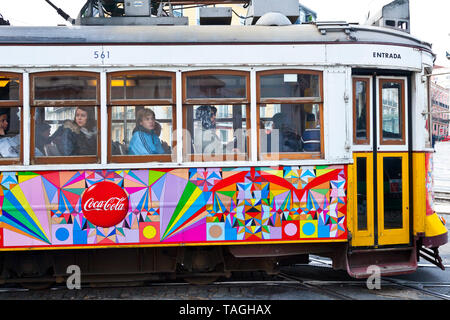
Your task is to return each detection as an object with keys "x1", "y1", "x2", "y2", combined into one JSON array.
[
  {"x1": 0, "y1": 73, "x2": 22, "y2": 163},
  {"x1": 353, "y1": 78, "x2": 370, "y2": 144},
  {"x1": 383, "y1": 157, "x2": 403, "y2": 229},
  {"x1": 259, "y1": 72, "x2": 320, "y2": 99},
  {"x1": 380, "y1": 79, "x2": 405, "y2": 144},
  {"x1": 33, "y1": 106, "x2": 98, "y2": 159},
  {"x1": 258, "y1": 70, "x2": 323, "y2": 160},
  {"x1": 185, "y1": 104, "x2": 248, "y2": 161},
  {"x1": 185, "y1": 74, "x2": 247, "y2": 100},
  {"x1": 183, "y1": 71, "x2": 250, "y2": 162},
  {"x1": 108, "y1": 71, "x2": 175, "y2": 163},
  {"x1": 110, "y1": 106, "x2": 173, "y2": 157},
  {"x1": 110, "y1": 74, "x2": 173, "y2": 101},
  {"x1": 356, "y1": 157, "x2": 368, "y2": 231},
  {"x1": 30, "y1": 72, "x2": 100, "y2": 164},
  {"x1": 33, "y1": 74, "x2": 98, "y2": 101},
  {"x1": 0, "y1": 75, "x2": 20, "y2": 101},
  {"x1": 259, "y1": 103, "x2": 321, "y2": 157}
]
